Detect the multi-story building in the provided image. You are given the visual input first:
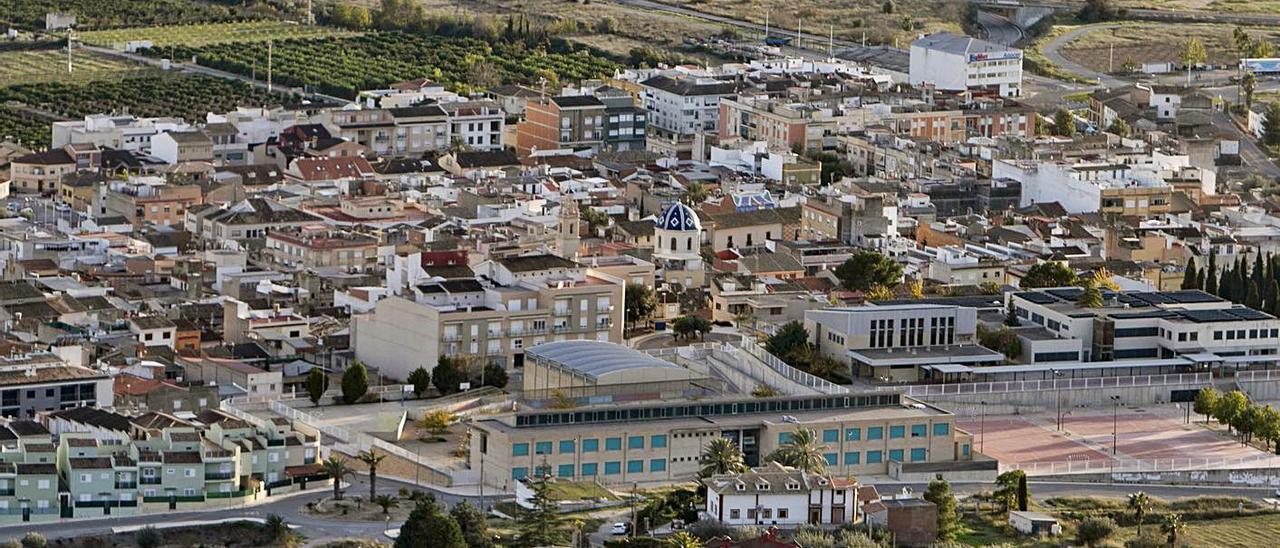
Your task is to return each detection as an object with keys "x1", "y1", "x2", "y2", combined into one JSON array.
[
  {"x1": 801, "y1": 194, "x2": 892, "y2": 246},
  {"x1": 186, "y1": 198, "x2": 321, "y2": 243},
  {"x1": 909, "y1": 32, "x2": 1023, "y2": 97},
  {"x1": 599, "y1": 88, "x2": 647, "y2": 152},
  {"x1": 993, "y1": 151, "x2": 1207, "y2": 215},
  {"x1": 353, "y1": 254, "x2": 625, "y2": 379},
  {"x1": 327, "y1": 107, "x2": 449, "y2": 157},
  {"x1": 1009, "y1": 288, "x2": 1280, "y2": 363},
  {"x1": 264, "y1": 226, "x2": 378, "y2": 272},
  {"x1": 8, "y1": 149, "x2": 76, "y2": 194},
  {"x1": 100, "y1": 178, "x2": 204, "y2": 228},
  {"x1": 0, "y1": 353, "x2": 113, "y2": 419},
  {"x1": 470, "y1": 390, "x2": 973, "y2": 491},
  {"x1": 151, "y1": 131, "x2": 214, "y2": 165},
  {"x1": 51, "y1": 114, "x2": 190, "y2": 153},
  {"x1": 640, "y1": 75, "x2": 739, "y2": 159},
  {"x1": 516, "y1": 96, "x2": 607, "y2": 155},
  {"x1": 805, "y1": 305, "x2": 1003, "y2": 381},
  {"x1": 705, "y1": 462, "x2": 860, "y2": 526},
  {"x1": 718, "y1": 96, "x2": 832, "y2": 152},
  {"x1": 442, "y1": 100, "x2": 505, "y2": 152}
]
